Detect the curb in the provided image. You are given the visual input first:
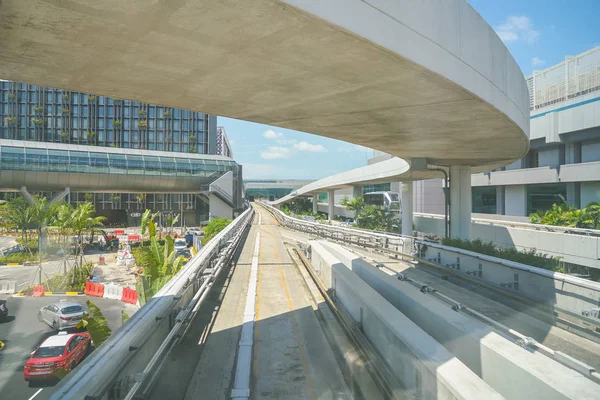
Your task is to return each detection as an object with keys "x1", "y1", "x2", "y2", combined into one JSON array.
[
  {"x1": 14, "y1": 291, "x2": 84, "y2": 297},
  {"x1": 0, "y1": 260, "x2": 52, "y2": 267}
]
